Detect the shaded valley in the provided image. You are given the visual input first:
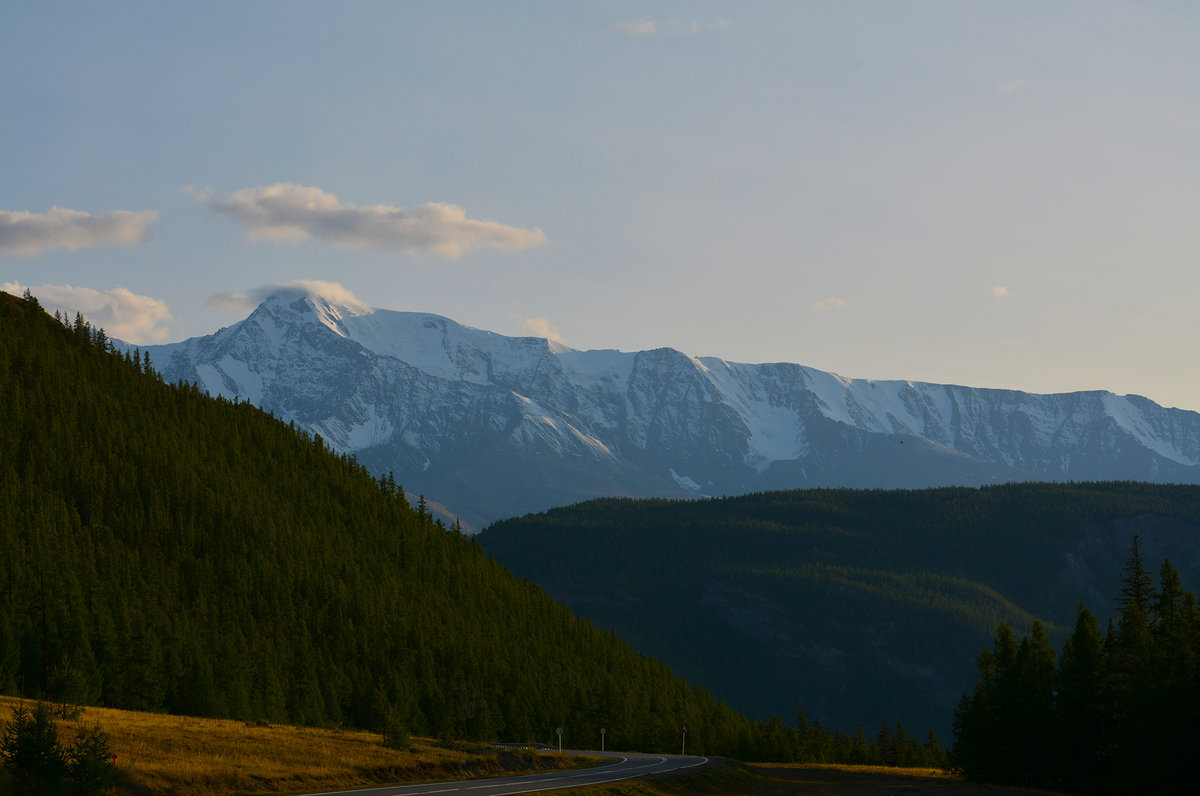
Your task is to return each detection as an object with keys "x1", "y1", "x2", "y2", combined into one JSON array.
[{"x1": 479, "y1": 483, "x2": 1200, "y2": 738}]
